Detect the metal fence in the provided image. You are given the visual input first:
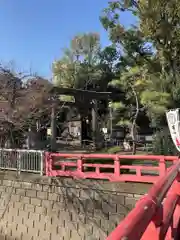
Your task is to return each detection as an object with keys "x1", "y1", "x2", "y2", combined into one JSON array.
[{"x1": 0, "y1": 149, "x2": 44, "y2": 175}]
